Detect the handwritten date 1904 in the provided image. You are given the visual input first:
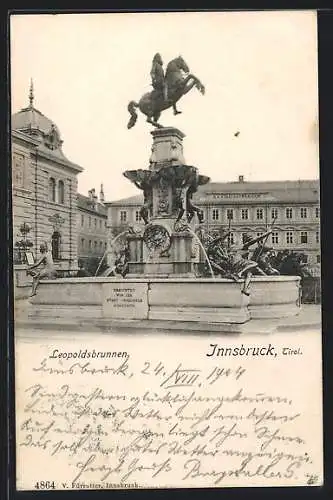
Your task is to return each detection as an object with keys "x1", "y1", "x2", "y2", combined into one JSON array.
[{"x1": 141, "y1": 361, "x2": 246, "y2": 389}]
